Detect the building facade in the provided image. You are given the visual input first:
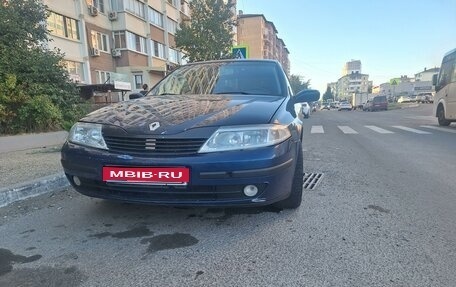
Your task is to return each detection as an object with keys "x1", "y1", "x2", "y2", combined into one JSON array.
[
  {"x1": 336, "y1": 72, "x2": 371, "y2": 100},
  {"x1": 329, "y1": 60, "x2": 371, "y2": 100},
  {"x1": 236, "y1": 14, "x2": 290, "y2": 75},
  {"x1": 342, "y1": 60, "x2": 361, "y2": 76},
  {"x1": 44, "y1": 0, "x2": 190, "y2": 102},
  {"x1": 415, "y1": 67, "x2": 439, "y2": 82}
]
